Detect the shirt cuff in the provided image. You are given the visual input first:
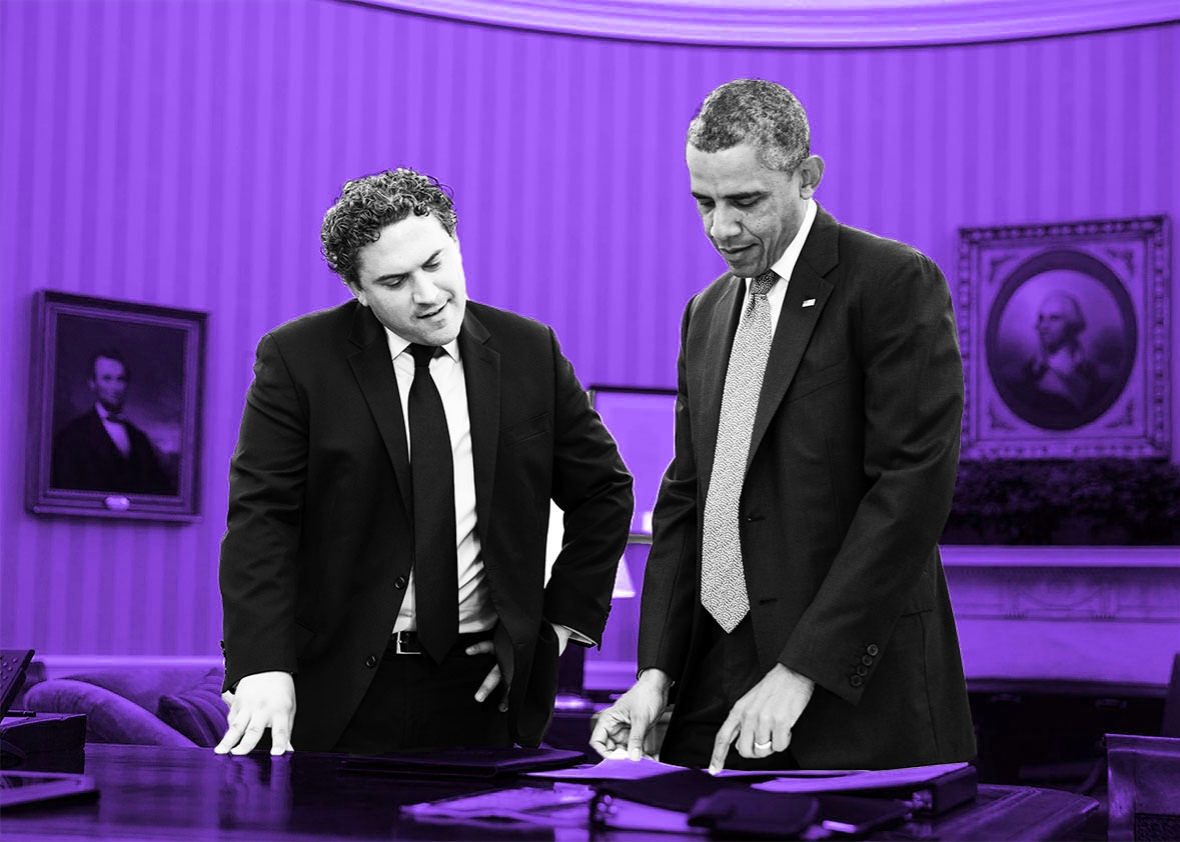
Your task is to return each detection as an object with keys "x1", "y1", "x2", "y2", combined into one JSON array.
[{"x1": 551, "y1": 622, "x2": 594, "y2": 646}]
